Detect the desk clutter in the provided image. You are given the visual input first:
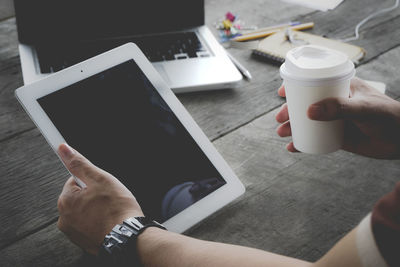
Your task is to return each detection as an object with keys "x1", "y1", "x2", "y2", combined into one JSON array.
[
  {"x1": 216, "y1": 13, "x2": 366, "y2": 71},
  {"x1": 213, "y1": 4, "x2": 400, "y2": 92},
  {"x1": 220, "y1": 0, "x2": 398, "y2": 69},
  {"x1": 218, "y1": 14, "x2": 366, "y2": 65},
  {"x1": 215, "y1": 12, "x2": 258, "y2": 42}
]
